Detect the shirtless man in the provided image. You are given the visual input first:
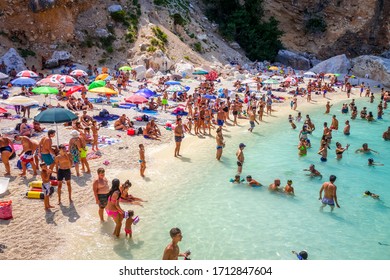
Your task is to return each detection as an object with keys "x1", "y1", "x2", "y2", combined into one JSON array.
[
  {"x1": 284, "y1": 180, "x2": 295, "y2": 195},
  {"x1": 40, "y1": 163, "x2": 54, "y2": 210},
  {"x1": 162, "y1": 228, "x2": 189, "y2": 260},
  {"x1": 215, "y1": 127, "x2": 225, "y2": 161},
  {"x1": 325, "y1": 101, "x2": 332, "y2": 114},
  {"x1": 382, "y1": 126, "x2": 390, "y2": 141},
  {"x1": 343, "y1": 120, "x2": 350, "y2": 136},
  {"x1": 55, "y1": 144, "x2": 73, "y2": 204},
  {"x1": 14, "y1": 135, "x2": 39, "y2": 176},
  {"x1": 246, "y1": 175, "x2": 262, "y2": 187},
  {"x1": 330, "y1": 115, "x2": 339, "y2": 130},
  {"x1": 355, "y1": 143, "x2": 378, "y2": 154},
  {"x1": 217, "y1": 107, "x2": 225, "y2": 128},
  {"x1": 248, "y1": 109, "x2": 259, "y2": 132},
  {"x1": 303, "y1": 164, "x2": 322, "y2": 178},
  {"x1": 236, "y1": 143, "x2": 245, "y2": 174},
  {"x1": 174, "y1": 118, "x2": 184, "y2": 157},
  {"x1": 139, "y1": 144, "x2": 146, "y2": 177},
  {"x1": 268, "y1": 179, "x2": 281, "y2": 192},
  {"x1": 39, "y1": 129, "x2": 56, "y2": 170},
  {"x1": 80, "y1": 110, "x2": 93, "y2": 127},
  {"x1": 231, "y1": 101, "x2": 239, "y2": 125},
  {"x1": 319, "y1": 175, "x2": 340, "y2": 211},
  {"x1": 0, "y1": 136, "x2": 15, "y2": 175}
]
